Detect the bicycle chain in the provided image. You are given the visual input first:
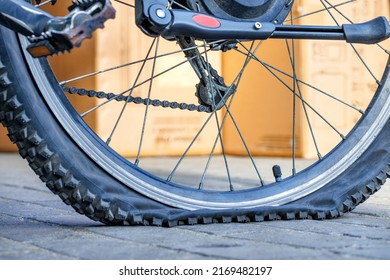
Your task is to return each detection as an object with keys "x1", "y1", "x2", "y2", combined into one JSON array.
[
  {"x1": 61, "y1": 60, "x2": 235, "y2": 114},
  {"x1": 62, "y1": 85, "x2": 213, "y2": 113}
]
